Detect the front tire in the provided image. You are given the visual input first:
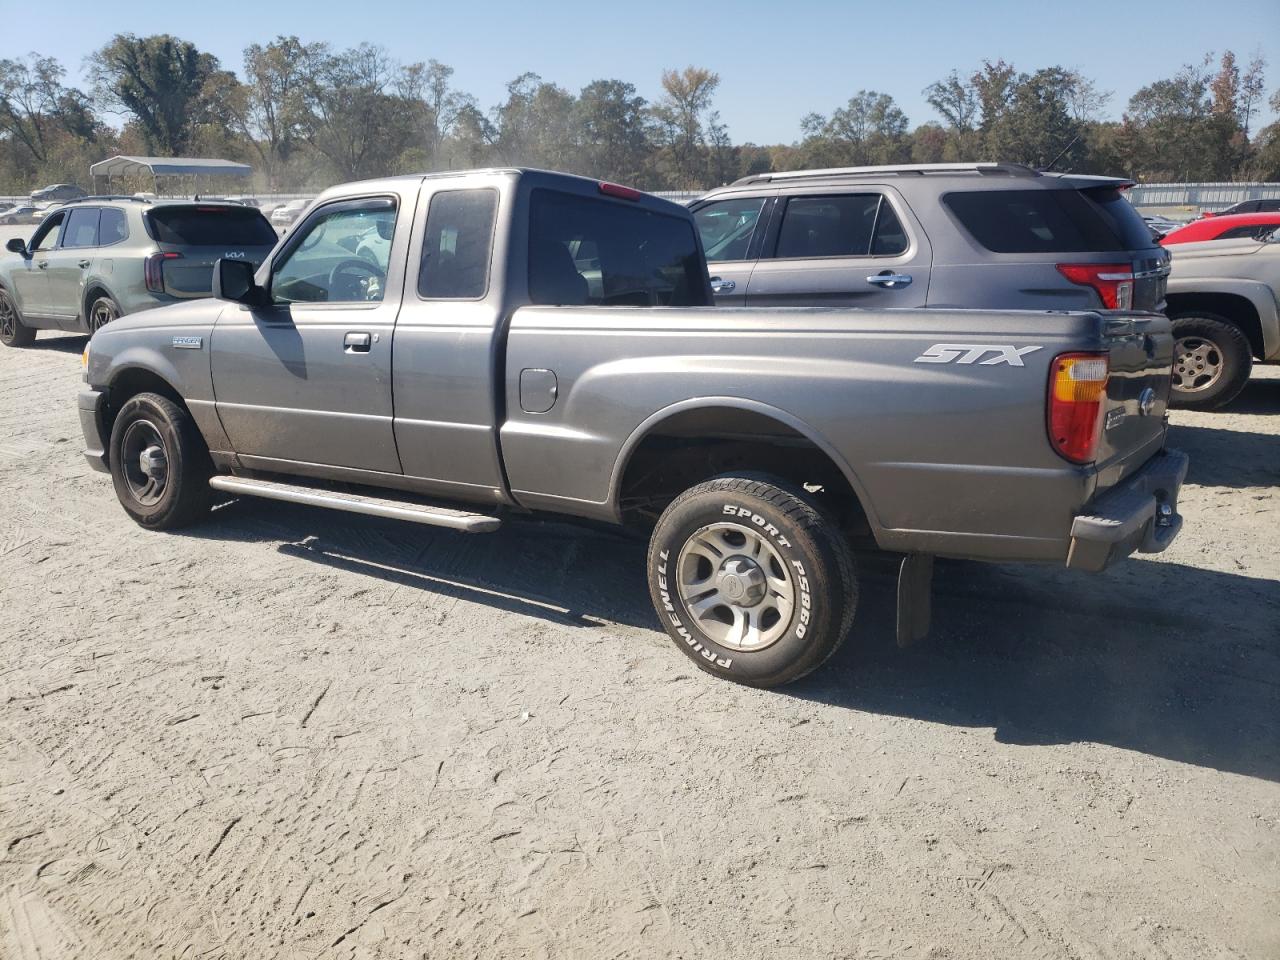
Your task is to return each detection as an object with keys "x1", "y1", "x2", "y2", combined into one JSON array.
[
  {"x1": 647, "y1": 476, "x2": 857, "y2": 687},
  {"x1": 1169, "y1": 314, "x2": 1253, "y2": 410},
  {"x1": 0, "y1": 287, "x2": 35, "y2": 347},
  {"x1": 108, "y1": 392, "x2": 213, "y2": 530}
]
